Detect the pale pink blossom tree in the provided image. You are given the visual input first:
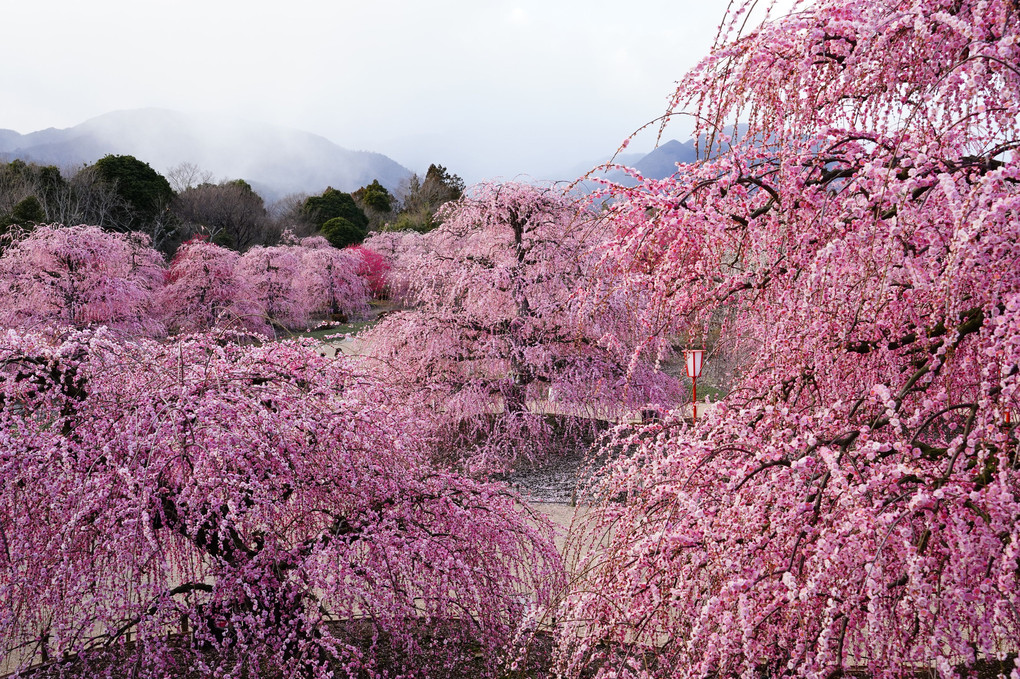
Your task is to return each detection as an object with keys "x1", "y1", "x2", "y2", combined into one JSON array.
[
  {"x1": 557, "y1": 1, "x2": 1020, "y2": 677},
  {"x1": 234, "y1": 244, "x2": 310, "y2": 333},
  {"x1": 364, "y1": 182, "x2": 679, "y2": 473},
  {"x1": 0, "y1": 224, "x2": 166, "y2": 336},
  {"x1": 294, "y1": 236, "x2": 370, "y2": 321},
  {"x1": 160, "y1": 237, "x2": 265, "y2": 334},
  {"x1": 0, "y1": 328, "x2": 564, "y2": 678}
]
